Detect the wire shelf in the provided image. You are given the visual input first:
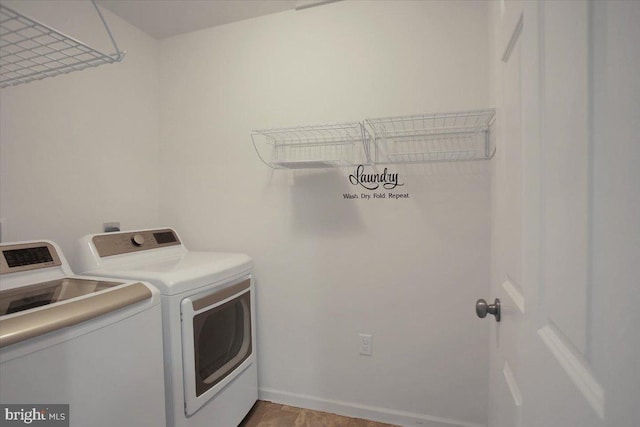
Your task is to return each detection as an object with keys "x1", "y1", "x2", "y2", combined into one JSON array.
[
  {"x1": 0, "y1": 0, "x2": 125, "y2": 88},
  {"x1": 251, "y1": 122, "x2": 371, "y2": 169},
  {"x1": 365, "y1": 109, "x2": 496, "y2": 164}
]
